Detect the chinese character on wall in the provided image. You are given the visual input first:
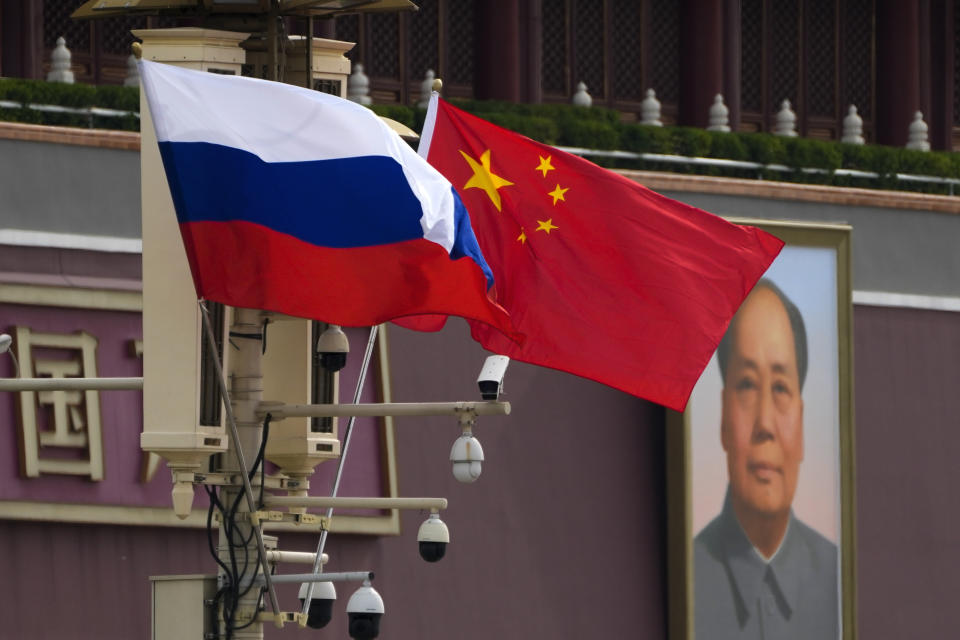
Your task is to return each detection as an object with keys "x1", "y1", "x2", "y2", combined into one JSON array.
[{"x1": 13, "y1": 327, "x2": 104, "y2": 481}]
